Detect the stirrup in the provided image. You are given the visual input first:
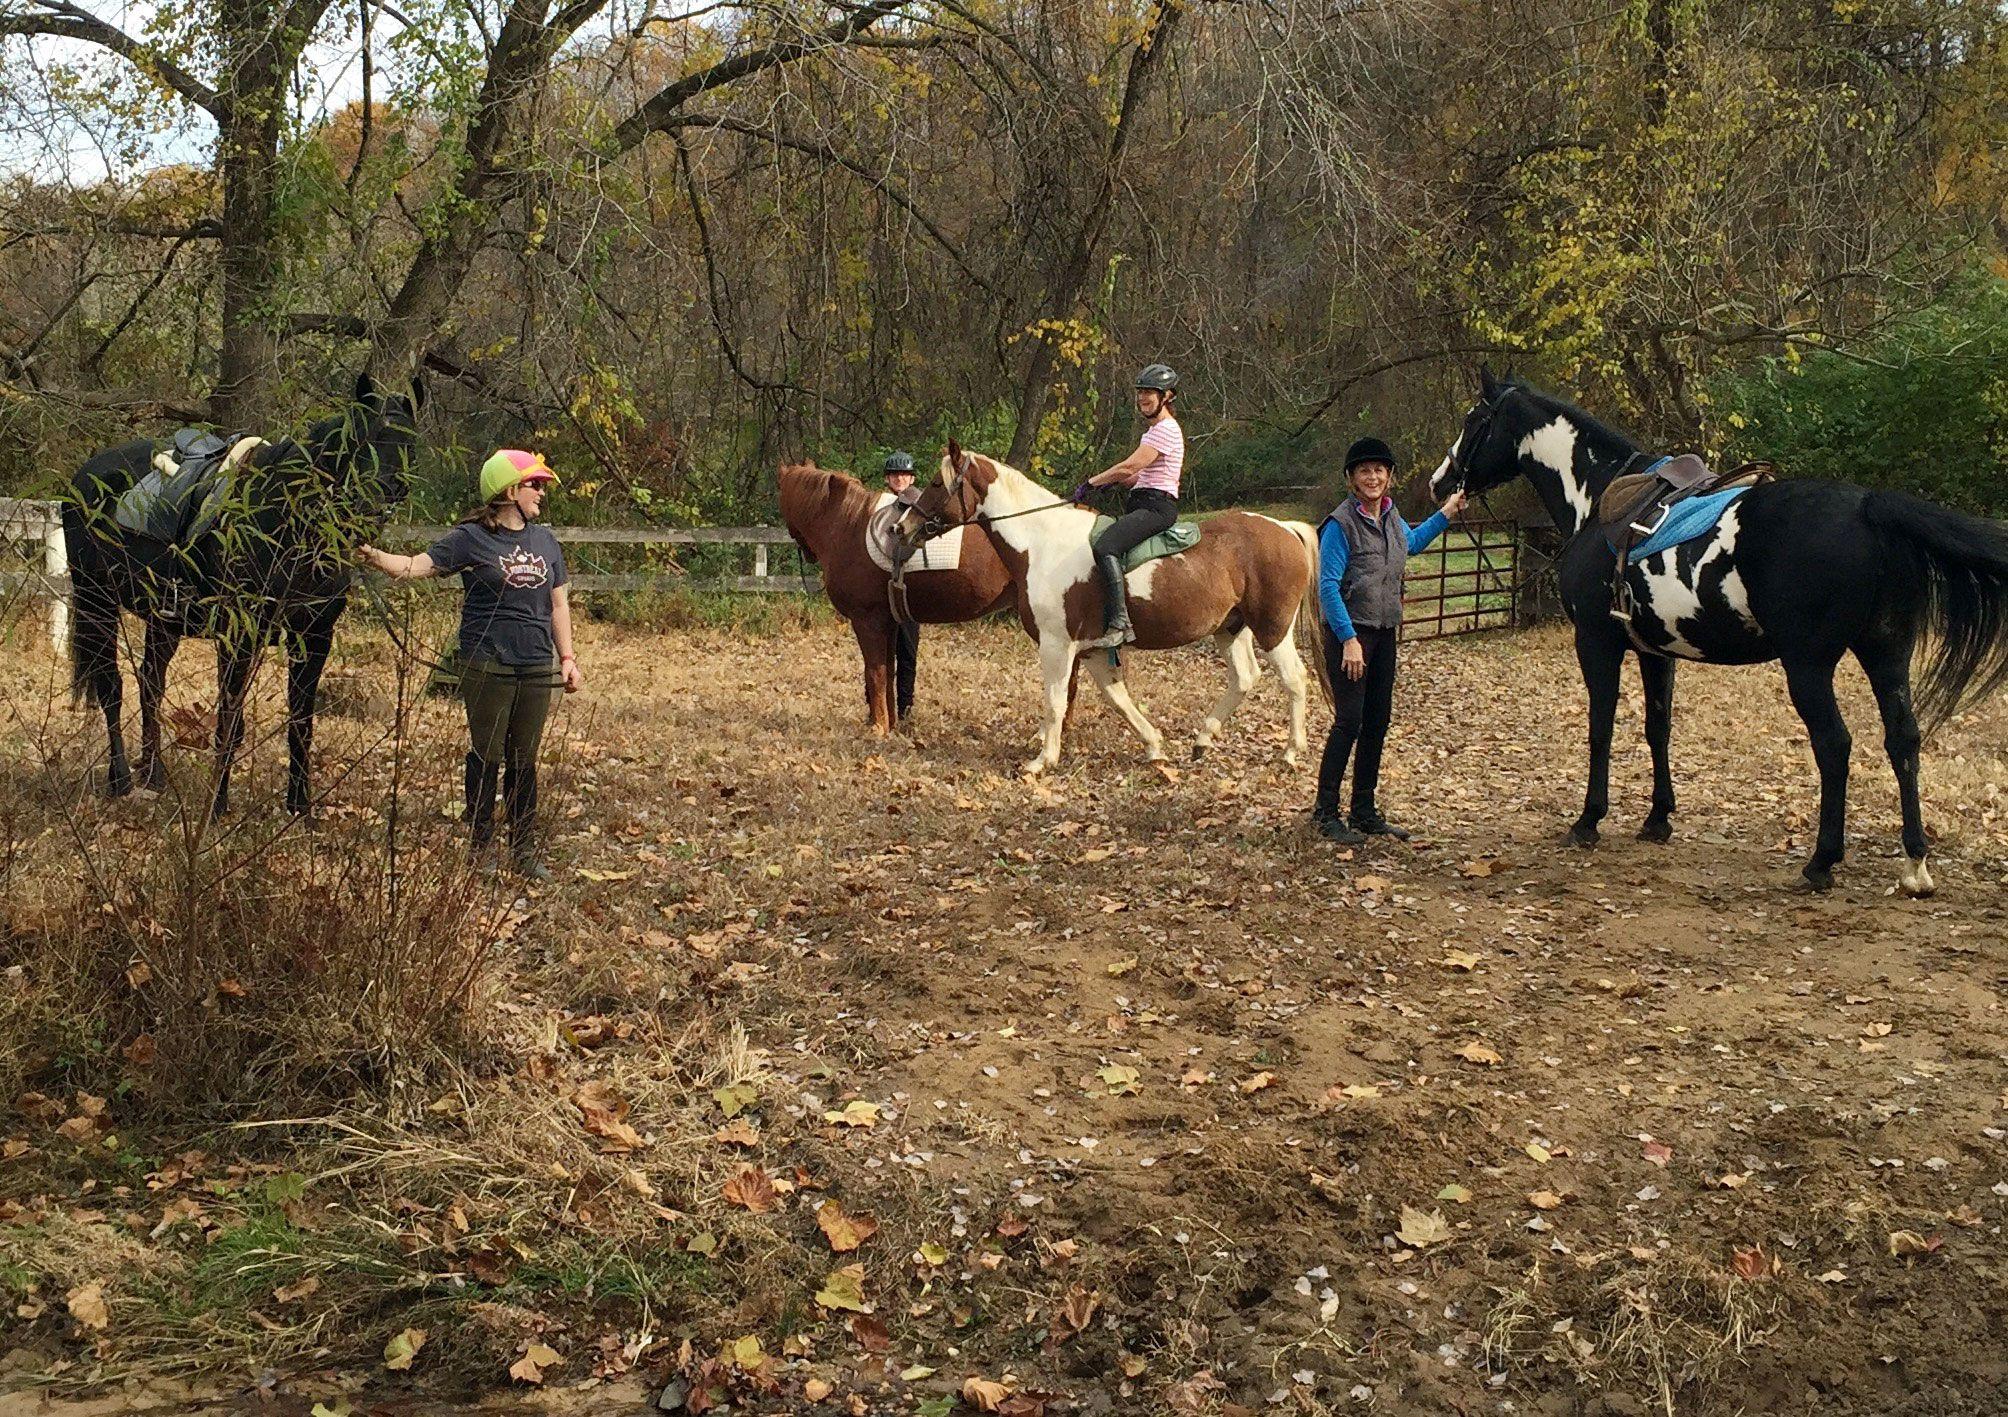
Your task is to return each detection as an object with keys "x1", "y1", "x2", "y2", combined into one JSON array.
[{"x1": 1628, "y1": 502, "x2": 1674, "y2": 539}]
